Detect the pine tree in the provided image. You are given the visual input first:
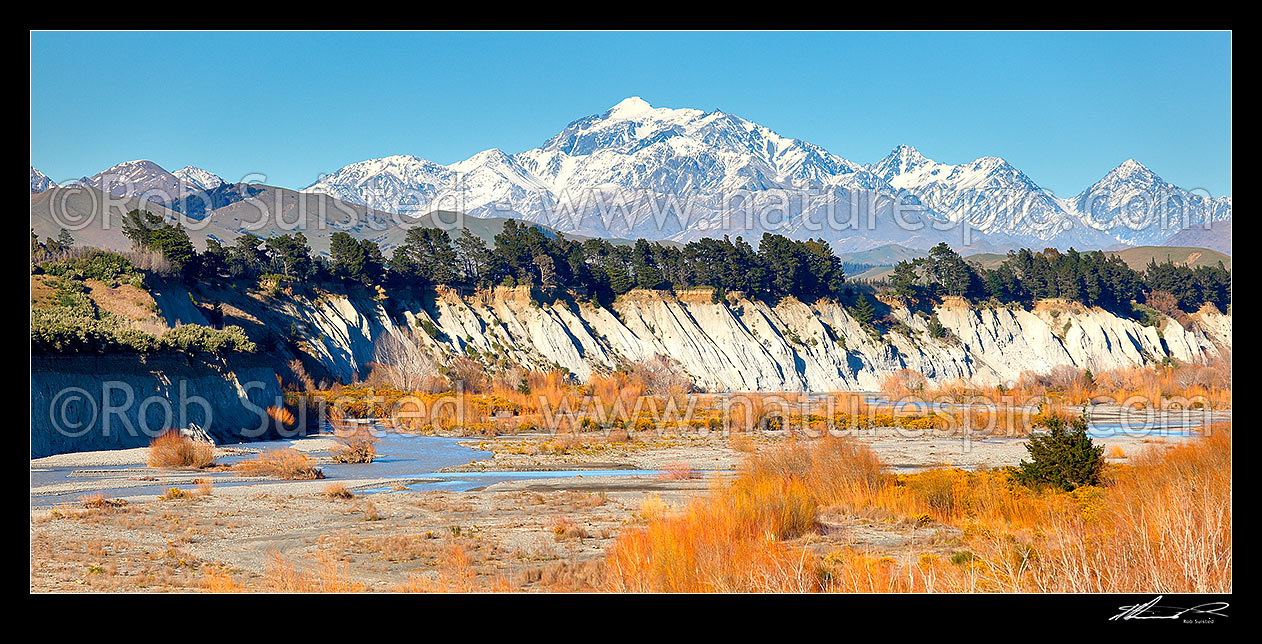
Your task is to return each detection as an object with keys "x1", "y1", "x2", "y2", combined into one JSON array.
[
  {"x1": 851, "y1": 293, "x2": 876, "y2": 326},
  {"x1": 1015, "y1": 410, "x2": 1104, "y2": 490}
]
